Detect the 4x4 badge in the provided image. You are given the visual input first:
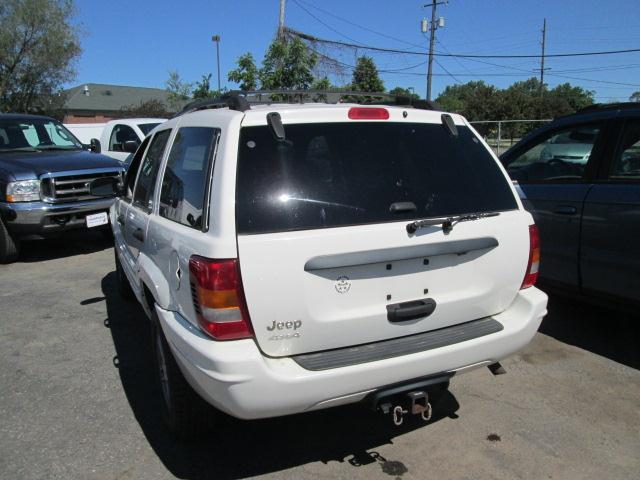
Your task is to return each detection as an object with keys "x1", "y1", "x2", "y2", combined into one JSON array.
[{"x1": 335, "y1": 276, "x2": 351, "y2": 294}]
